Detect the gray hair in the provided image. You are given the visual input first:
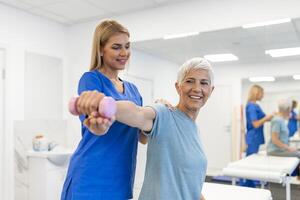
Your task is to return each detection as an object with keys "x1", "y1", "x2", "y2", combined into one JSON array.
[
  {"x1": 177, "y1": 57, "x2": 214, "y2": 86},
  {"x1": 278, "y1": 99, "x2": 292, "y2": 112}
]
